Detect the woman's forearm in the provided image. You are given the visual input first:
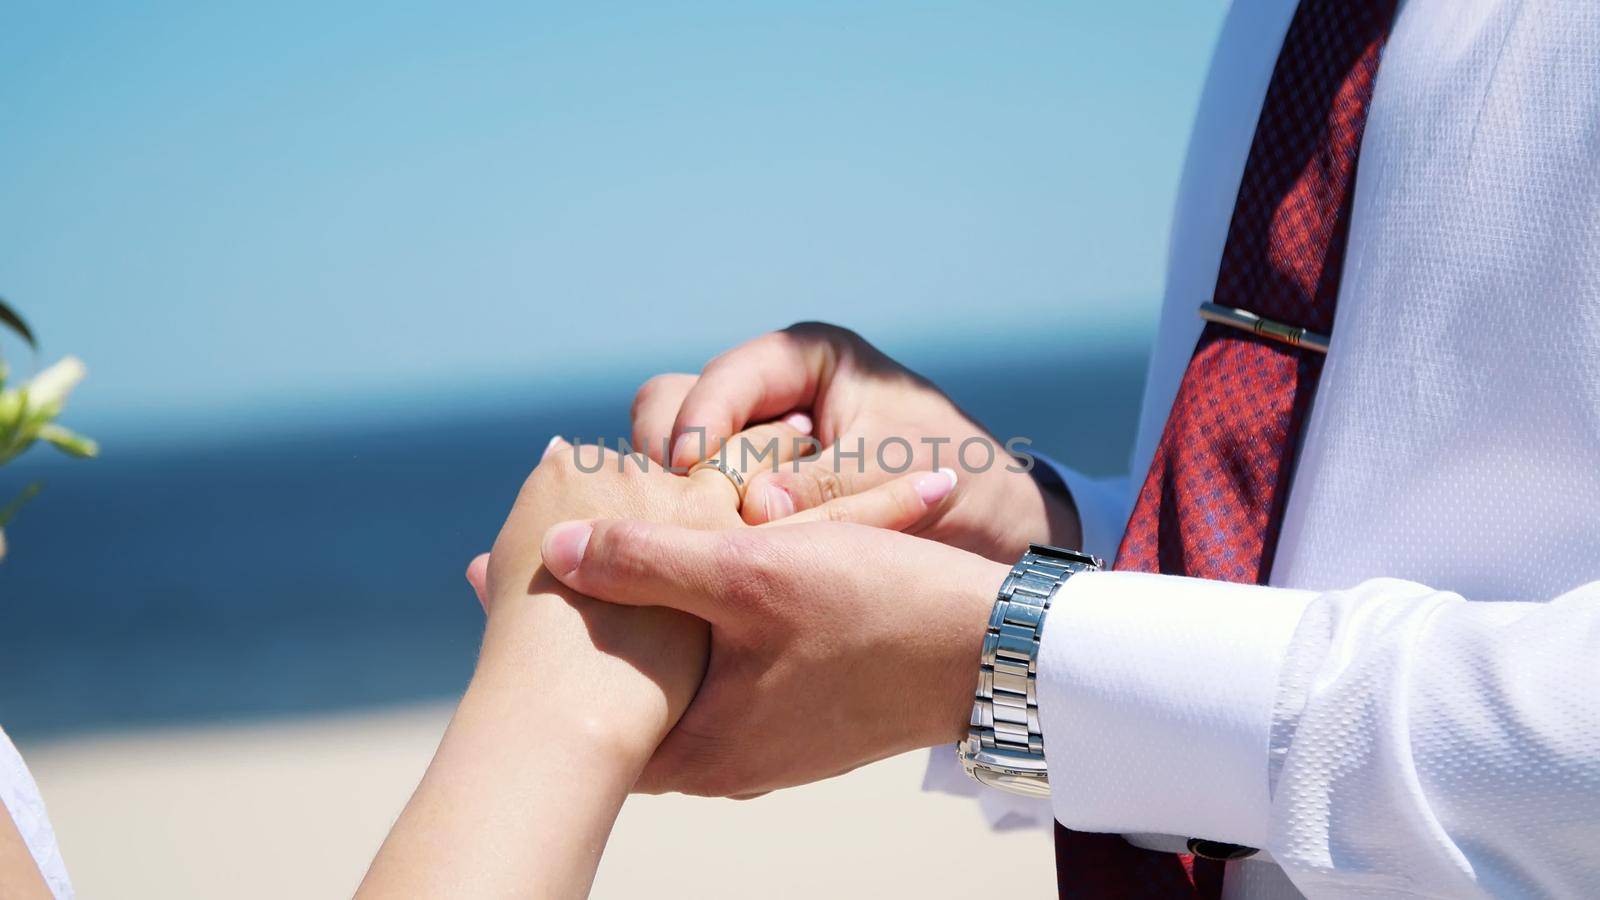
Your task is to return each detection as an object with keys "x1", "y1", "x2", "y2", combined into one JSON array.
[
  {"x1": 360, "y1": 444, "x2": 718, "y2": 896},
  {"x1": 358, "y1": 581, "x2": 704, "y2": 898}
]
